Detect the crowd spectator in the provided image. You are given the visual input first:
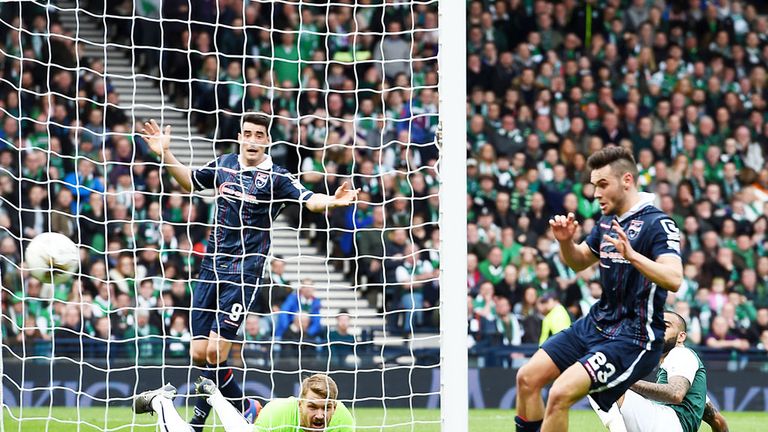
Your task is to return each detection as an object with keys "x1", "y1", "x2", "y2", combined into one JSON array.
[
  {"x1": 4, "y1": 0, "x2": 768, "y2": 367},
  {"x1": 461, "y1": 0, "x2": 768, "y2": 362},
  {"x1": 275, "y1": 279, "x2": 323, "y2": 340}
]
